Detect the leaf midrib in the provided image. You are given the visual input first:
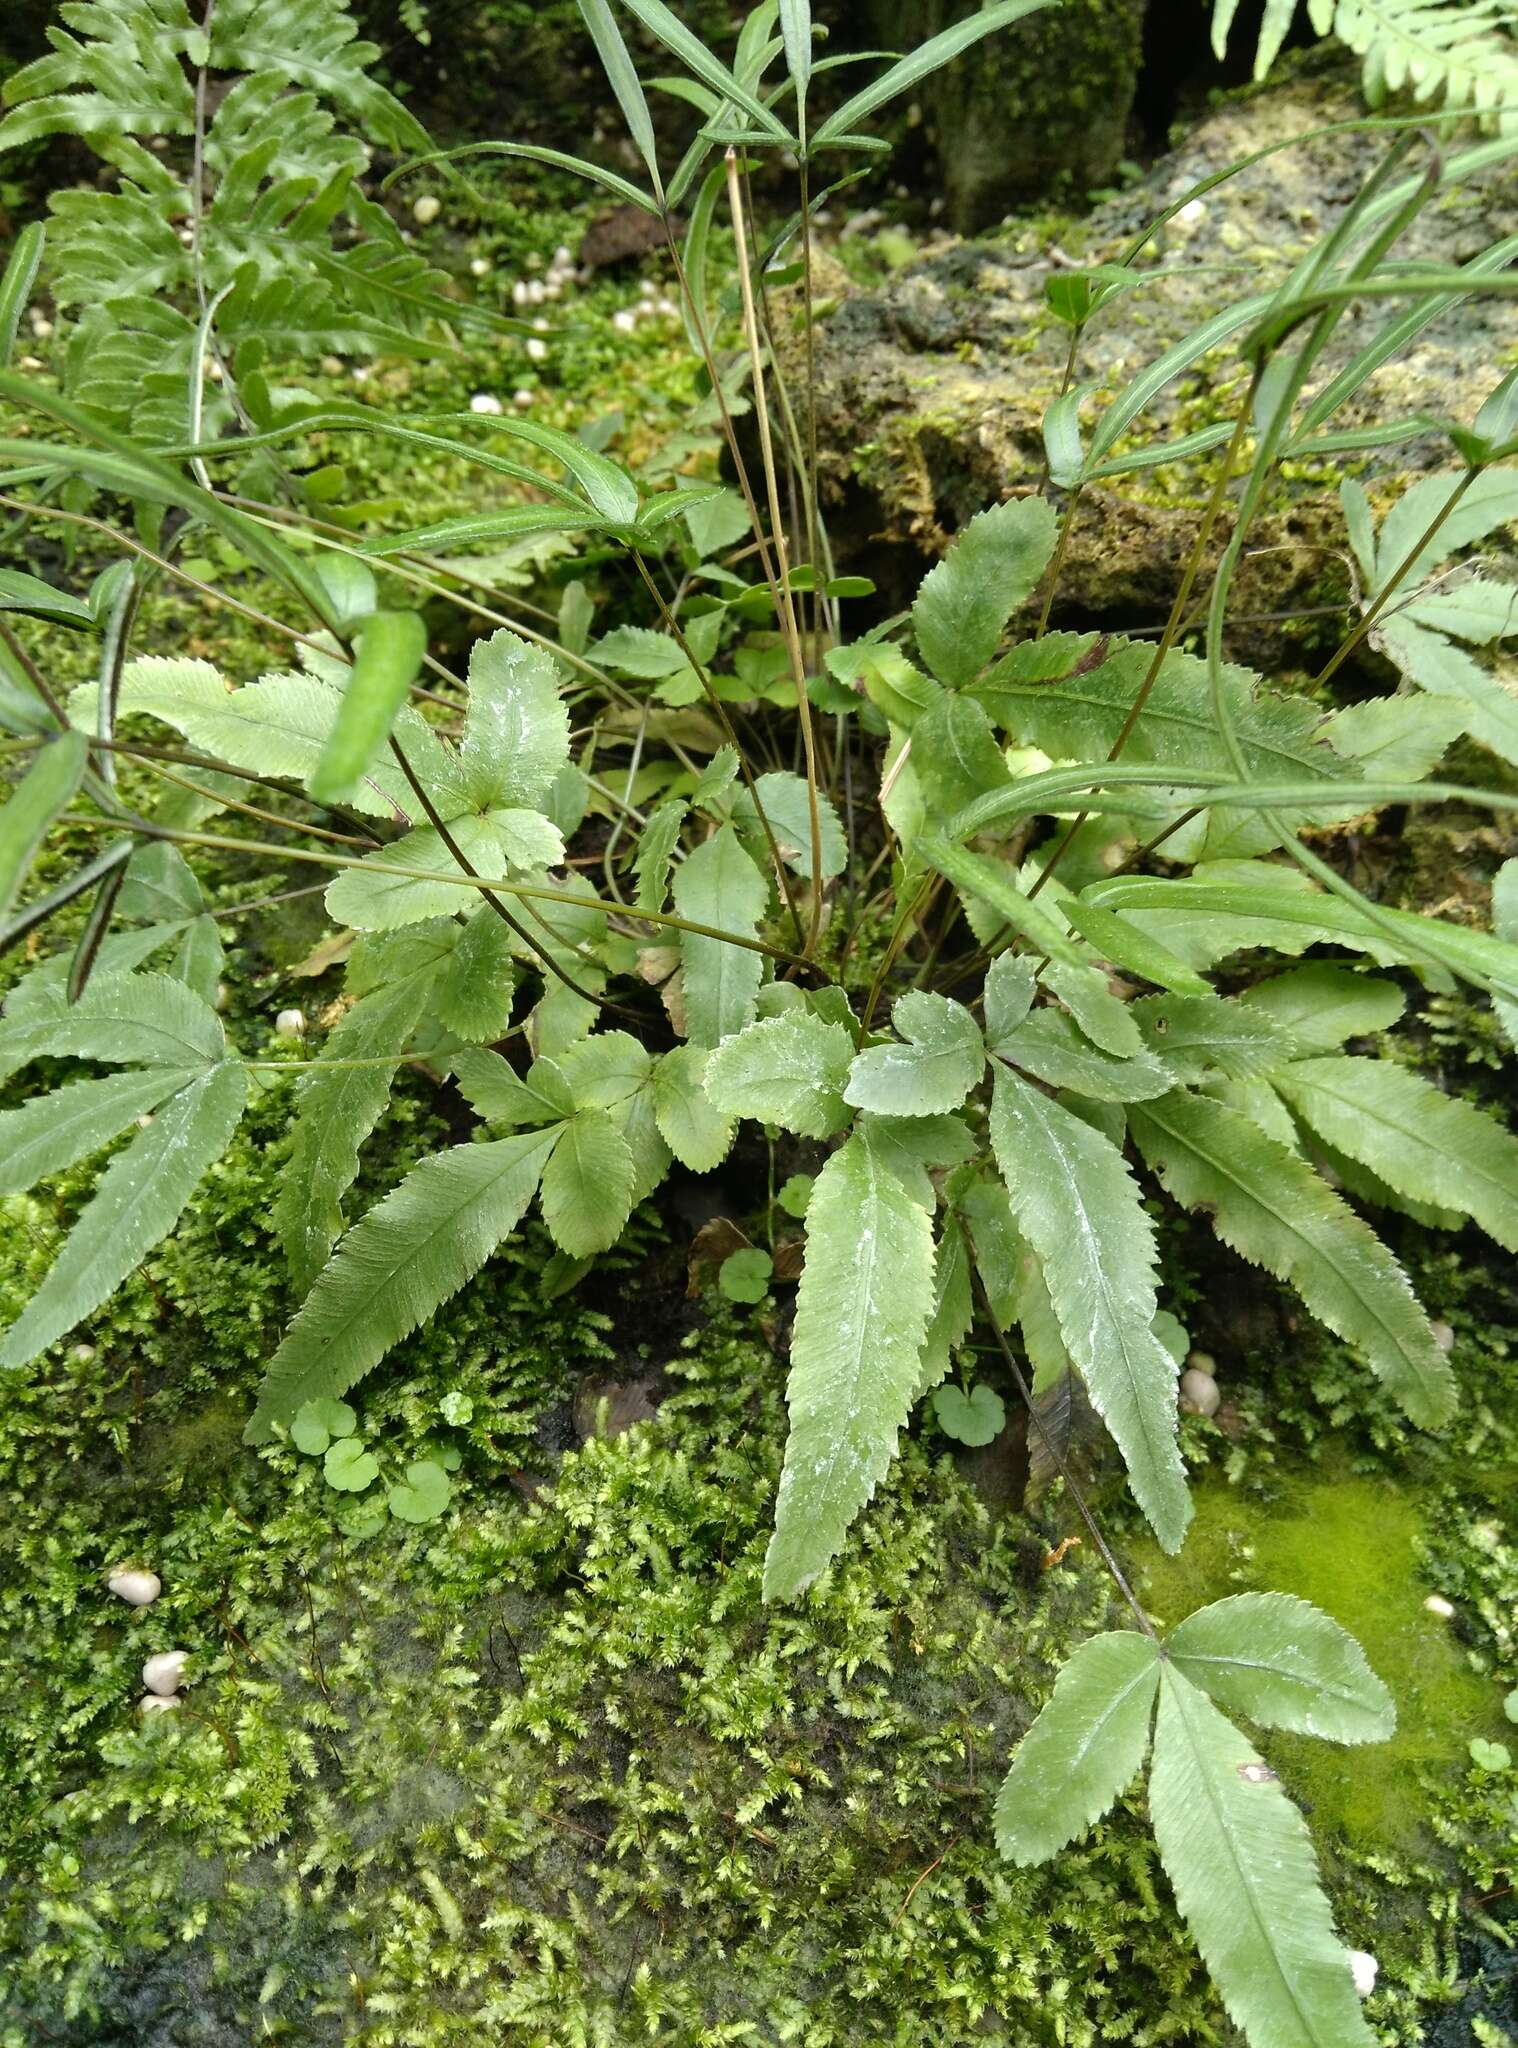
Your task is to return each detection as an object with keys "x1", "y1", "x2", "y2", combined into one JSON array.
[
  {"x1": 979, "y1": 672, "x2": 1337, "y2": 780},
  {"x1": 1281, "y1": 1060, "x2": 1518, "y2": 1231},
  {"x1": 1159, "y1": 1669, "x2": 1335, "y2": 2048},
  {"x1": 1137, "y1": 1094, "x2": 1440, "y2": 1395},
  {"x1": 1002, "y1": 1080, "x2": 1181, "y2": 1522}
]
